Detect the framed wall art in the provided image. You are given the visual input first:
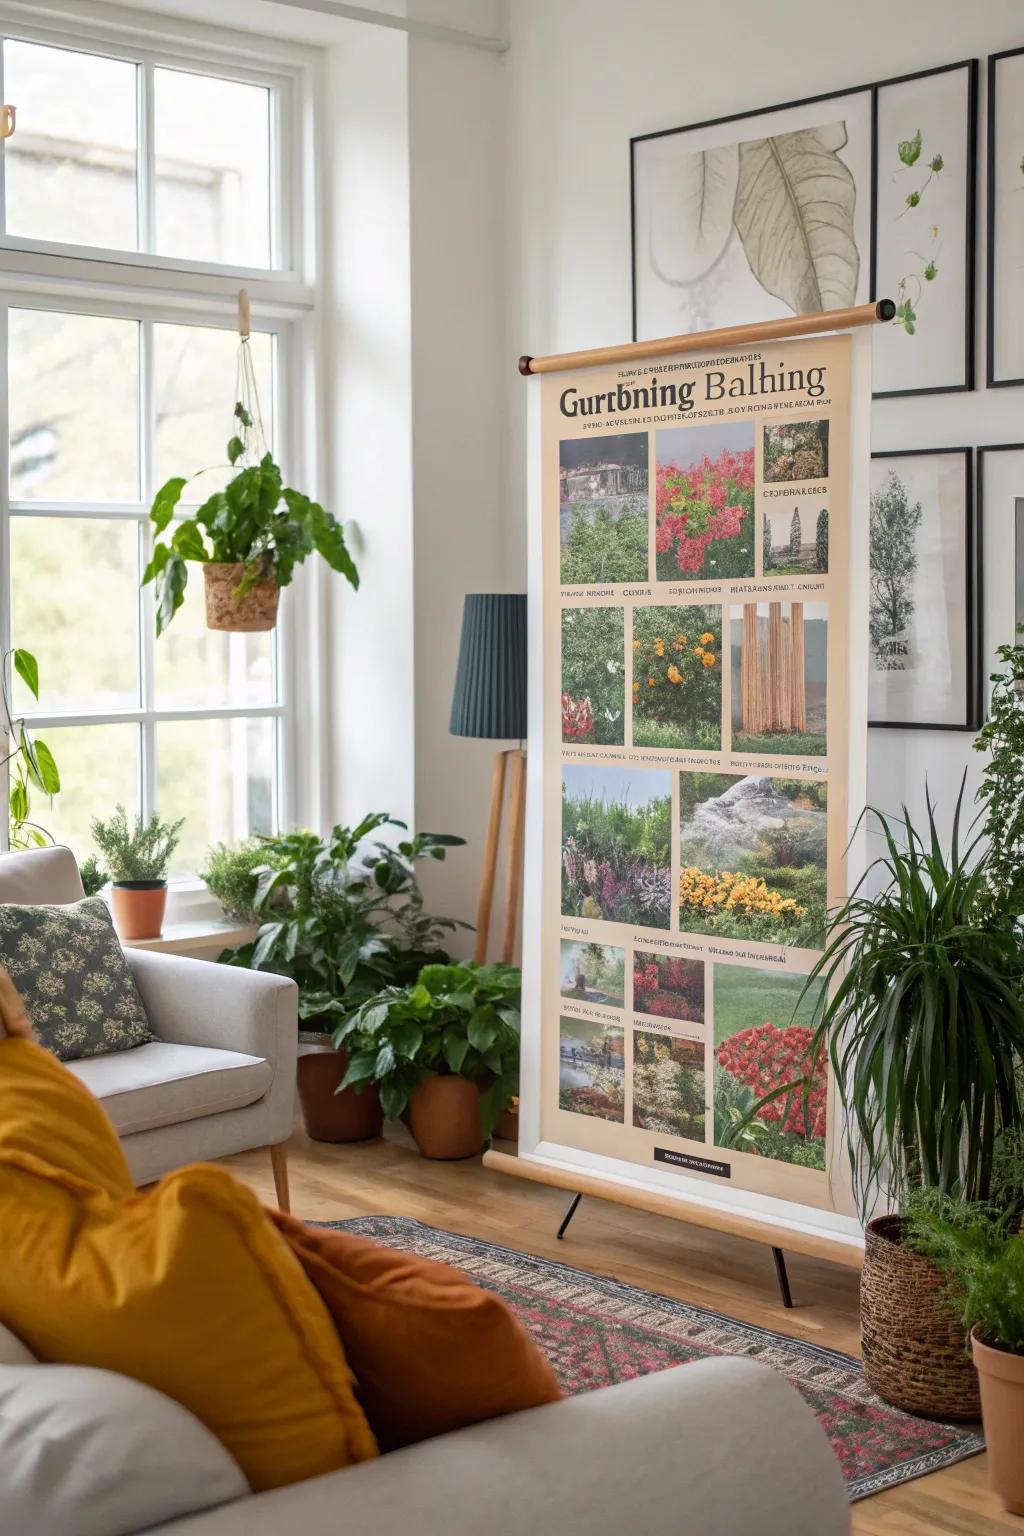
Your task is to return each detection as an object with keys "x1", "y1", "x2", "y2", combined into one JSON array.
[
  {"x1": 631, "y1": 86, "x2": 874, "y2": 342},
  {"x1": 871, "y1": 60, "x2": 977, "y2": 397},
  {"x1": 977, "y1": 443, "x2": 1024, "y2": 663},
  {"x1": 868, "y1": 447, "x2": 980, "y2": 731},
  {"x1": 987, "y1": 47, "x2": 1024, "y2": 387}
]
